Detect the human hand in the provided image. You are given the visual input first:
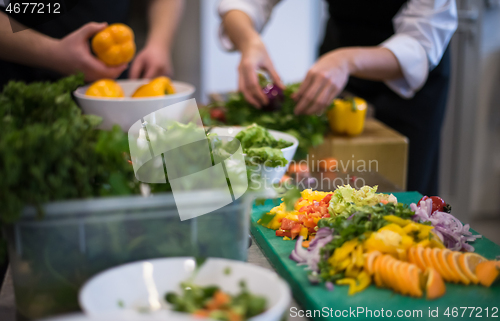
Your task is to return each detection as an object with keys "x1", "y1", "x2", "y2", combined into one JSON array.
[
  {"x1": 129, "y1": 43, "x2": 173, "y2": 79},
  {"x1": 292, "y1": 49, "x2": 352, "y2": 115},
  {"x1": 238, "y1": 38, "x2": 284, "y2": 108},
  {"x1": 54, "y1": 22, "x2": 128, "y2": 82}
]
